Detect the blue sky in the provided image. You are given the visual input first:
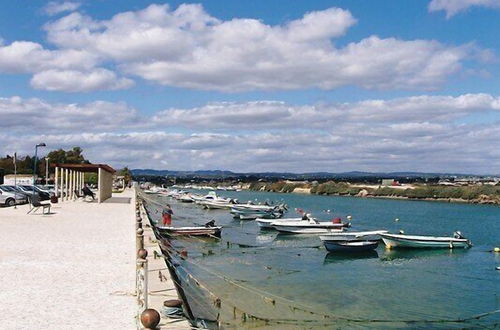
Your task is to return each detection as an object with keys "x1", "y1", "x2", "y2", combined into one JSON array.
[{"x1": 1, "y1": 1, "x2": 500, "y2": 173}]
